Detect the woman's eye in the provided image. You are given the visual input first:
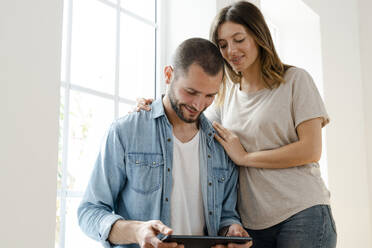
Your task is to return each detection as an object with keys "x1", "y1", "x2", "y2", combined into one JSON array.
[
  {"x1": 236, "y1": 38, "x2": 245, "y2": 43},
  {"x1": 219, "y1": 44, "x2": 227, "y2": 49}
]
